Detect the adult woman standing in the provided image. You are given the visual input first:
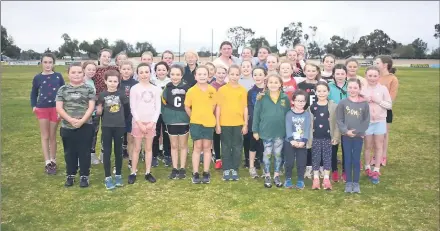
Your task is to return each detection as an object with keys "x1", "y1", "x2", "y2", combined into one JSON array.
[{"x1": 213, "y1": 41, "x2": 241, "y2": 70}]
